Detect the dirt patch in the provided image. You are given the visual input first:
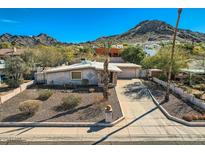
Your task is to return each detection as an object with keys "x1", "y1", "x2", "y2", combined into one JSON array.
[
  {"x1": 0, "y1": 86, "x2": 123, "y2": 123},
  {"x1": 142, "y1": 80, "x2": 205, "y2": 120}
]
